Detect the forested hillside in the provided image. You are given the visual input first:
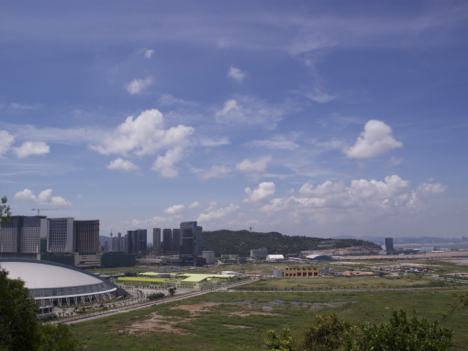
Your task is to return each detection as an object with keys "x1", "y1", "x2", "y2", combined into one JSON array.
[{"x1": 203, "y1": 230, "x2": 376, "y2": 257}]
